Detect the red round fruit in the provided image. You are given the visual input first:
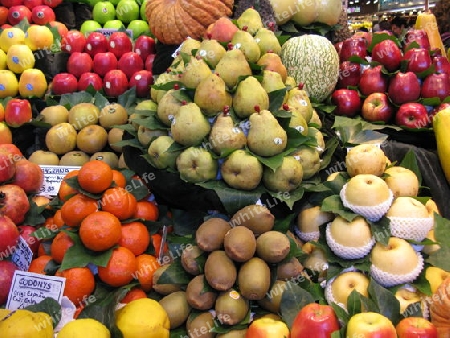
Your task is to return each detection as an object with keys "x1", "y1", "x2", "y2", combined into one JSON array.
[
  {"x1": 0, "y1": 260, "x2": 18, "y2": 305},
  {"x1": 291, "y1": 303, "x2": 340, "y2": 338},
  {"x1": 67, "y1": 52, "x2": 93, "y2": 79},
  {"x1": 0, "y1": 184, "x2": 30, "y2": 224},
  {"x1": 134, "y1": 35, "x2": 155, "y2": 62},
  {"x1": 93, "y1": 52, "x2": 118, "y2": 77},
  {"x1": 31, "y1": 5, "x2": 54, "y2": 24},
  {"x1": 23, "y1": 0, "x2": 42, "y2": 9},
  {"x1": 61, "y1": 30, "x2": 86, "y2": 54},
  {"x1": 108, "y1": 31, "x2": 133, "y2": 59},
  {"x1": 129, "y1": 69, "x2": 153, "y2": 98},
  {"x1": 0, "y1": 151, "x2": 15, "y2": 183},
  {"x1": 1, "y1": 0, "x2": 22, "y2": 8},
  {"x1": 7, "y1": 5, "x2": 32, "y2": 25},
  {"x1": 78, "y1": 72, "x2": 103, "y2": 92},
  {"x1": 42, "y1": 0, "x2": 62, "y2": 8},
  {"x1": 13, "y1": 158, "x2": 44, "y2": 193},
  {"x1": 0, "y1": 215, "x2": 19, "y2": 257},
  {"x1": 84, "y1": 31, "x2": 108, "y2": 57},
  {"x1": 103, "y1": 69, "x2": 129, "y2": 97},
  {"x1": 145, "y1": 53, "x2": 155, "y2": 72},
  {"x1": 118, "y1": 51, "x2": 144, "y2": 79},
  {"x1": 52, "y1": 73, "x2": 78, "y2": 95},
  {"x1": 18, "y1": 225, "x2": 40, "y2": 255}
]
